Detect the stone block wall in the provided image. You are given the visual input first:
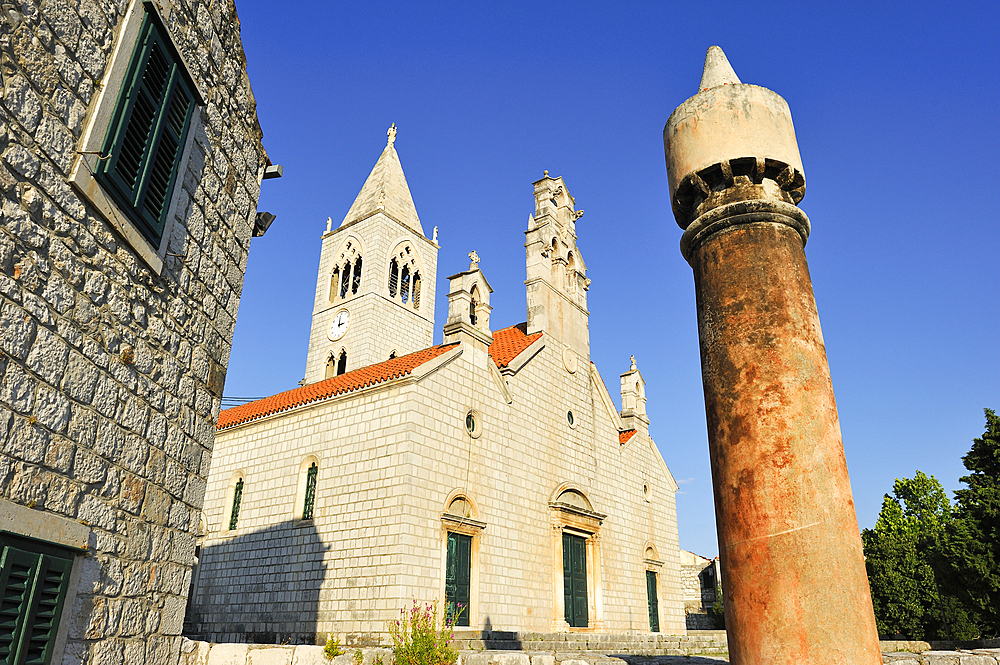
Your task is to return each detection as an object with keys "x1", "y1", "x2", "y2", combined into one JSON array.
[
  {"x1": 194, "y1": 331, "x2": 685, "y2": 642},
  {"x1": 0, "y1": 0, "x2": 265, "y2": 662}
]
